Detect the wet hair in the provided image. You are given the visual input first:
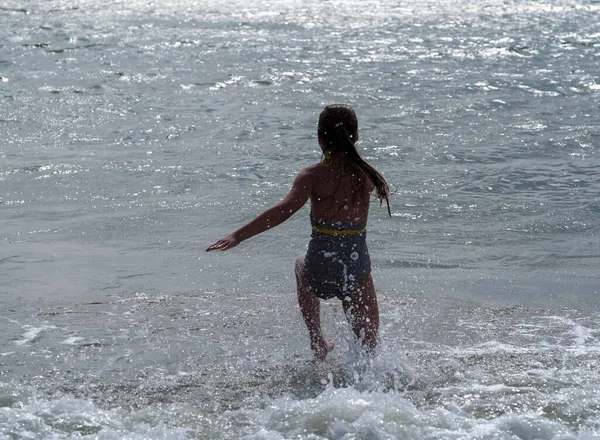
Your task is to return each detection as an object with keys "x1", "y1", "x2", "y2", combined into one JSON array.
[{"x1": 318, "y1": 104, "x2": 391, "y2": 216}]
